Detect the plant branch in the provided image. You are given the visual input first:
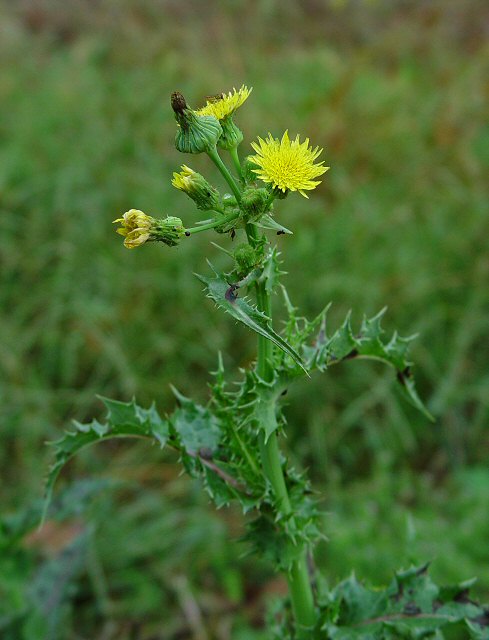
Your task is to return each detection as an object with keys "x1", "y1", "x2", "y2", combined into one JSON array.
[
  {"x1": 184, "y1": 211, "x2": 239, "y2": 235},
  {"x1": 207, "y1": 146, "x2": 242, "y2": 202}
]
